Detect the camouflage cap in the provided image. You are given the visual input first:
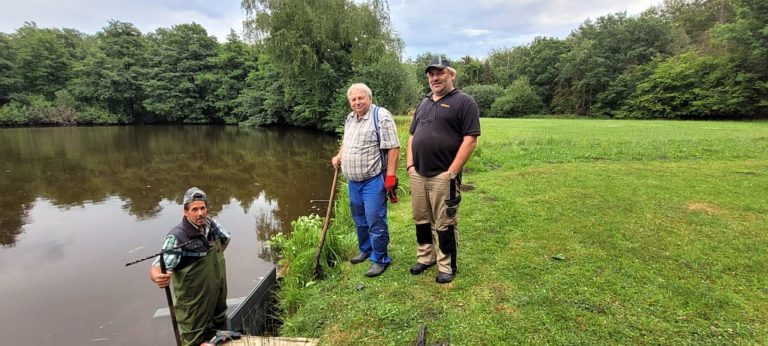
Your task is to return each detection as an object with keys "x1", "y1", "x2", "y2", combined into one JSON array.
[{"x1": 425, "y1": 55, "x2": 451, "y2": 73}]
